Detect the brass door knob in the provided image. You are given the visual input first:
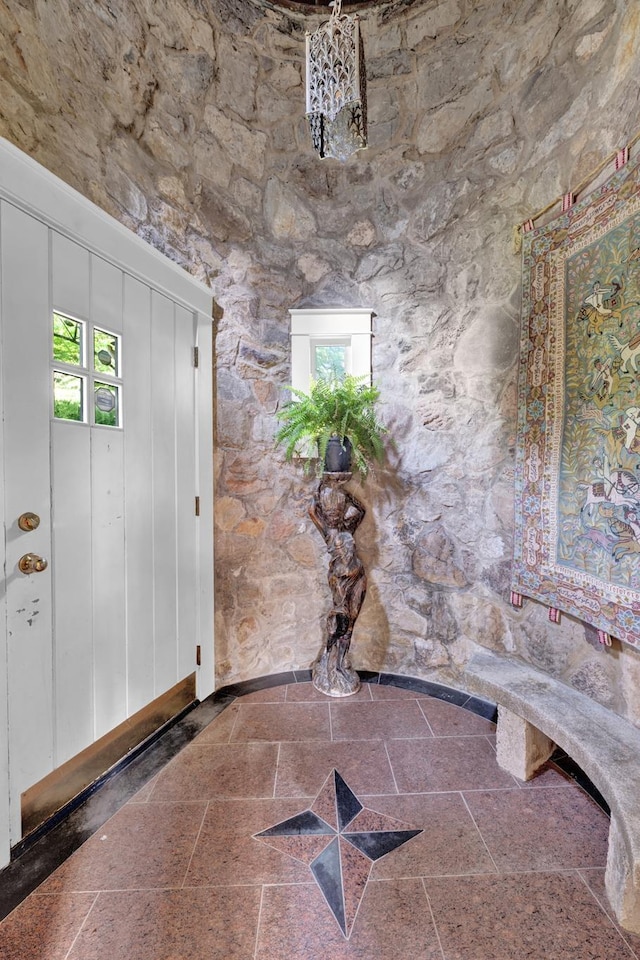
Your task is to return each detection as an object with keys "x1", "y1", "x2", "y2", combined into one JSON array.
[
  {"x1": 18, "y1": 553, "x2": 48, "y2": 574},
  {"x1": 18, "y1": 512, "x2": 40, "y2": 532}
]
